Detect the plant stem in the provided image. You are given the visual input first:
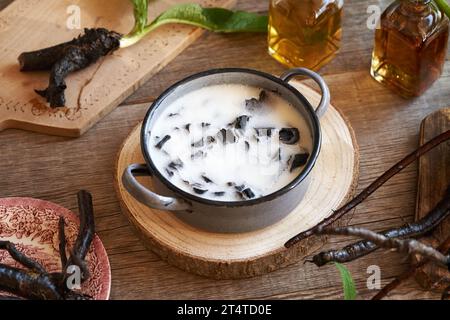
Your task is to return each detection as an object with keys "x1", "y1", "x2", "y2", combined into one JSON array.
[
  {"x1": 371, "y1": 236, "x2": 450, "y2": 300},
  {"x1": 316, "y1": 226, "x2": 450, "y2": 268},
  {"x1": 120, "y1": 22, "x2": 160, "y2": 48},
  {"x1": 311, "y1": 187, "x2": 450, "y2": 266},
  {"x1": 435, "y1": 0, "x2": 450, "y2": 19},
  {"x1": 285, "y1": 130, "x2": 450, "y2": 248},
  {"x1": 120, "y1": 4, "x2": 269, "y2": 48}
]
